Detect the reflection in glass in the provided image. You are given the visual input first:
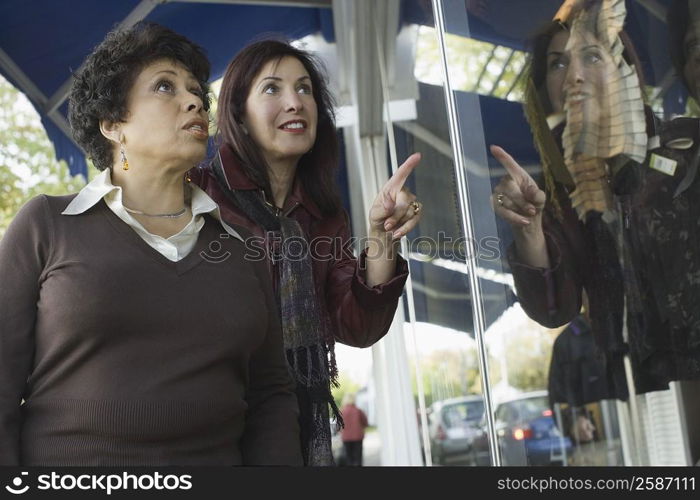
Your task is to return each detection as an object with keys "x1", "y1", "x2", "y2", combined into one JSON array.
[
  {"x1": 427, "y1": 395, "x2": 484, "y2": 465},
  {"x1": 490, "y1": 0, "x2": 651, "y2": 465},
  {"x1": 409, "y1": 0, "x2": 700, "y2": 466}
]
